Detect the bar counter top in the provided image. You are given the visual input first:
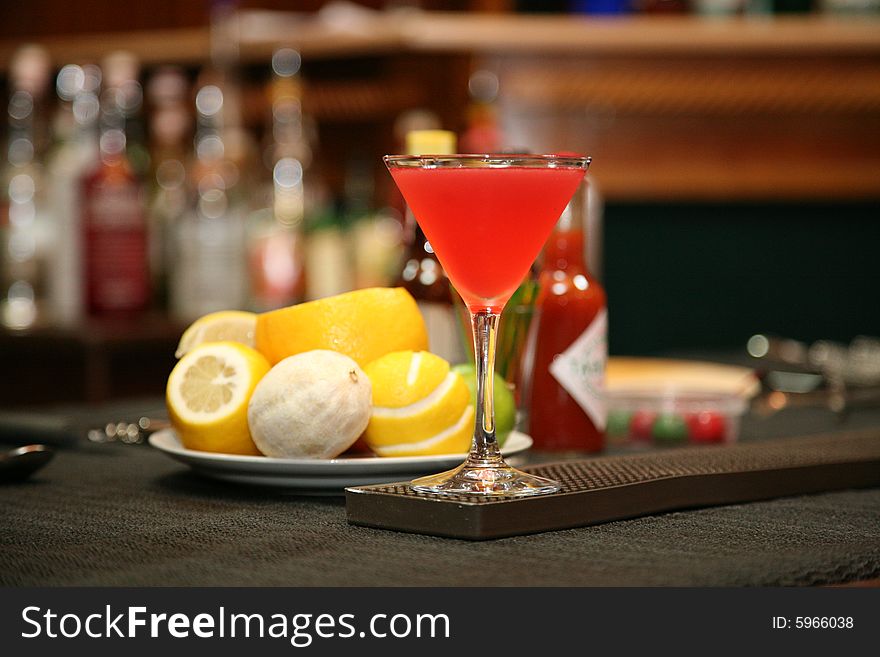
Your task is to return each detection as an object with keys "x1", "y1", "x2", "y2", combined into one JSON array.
[{"x1": 2, "y1": 400, "x2": 878, "y2": 587}]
